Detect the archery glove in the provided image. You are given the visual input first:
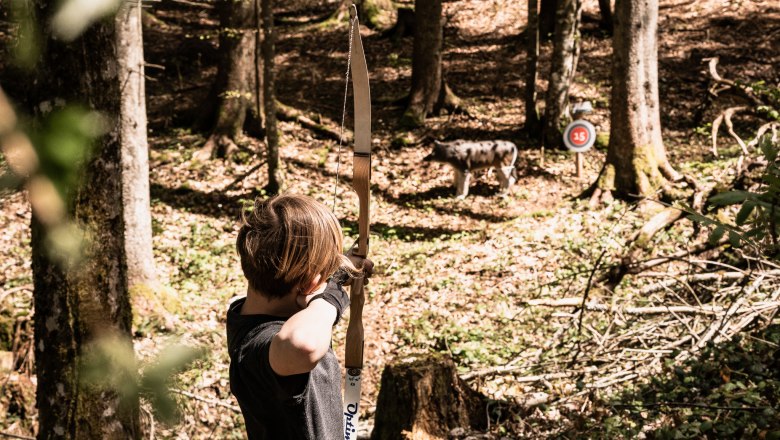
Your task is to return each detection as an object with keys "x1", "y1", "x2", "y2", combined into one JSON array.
[{"x1": 308, "y1": 276, "x2": 350, "y2": 326}]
